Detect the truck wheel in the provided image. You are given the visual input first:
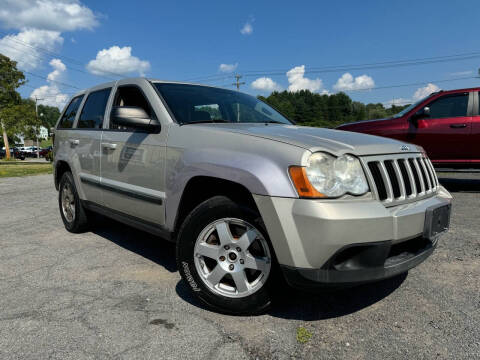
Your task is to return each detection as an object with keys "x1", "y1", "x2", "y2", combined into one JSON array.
[
  {"x1": 58, "y1": 172, "x2": 89, "y2": 233},
  {"x1": 177, "y1": 196, "x2": 276, "y2": 315}
]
